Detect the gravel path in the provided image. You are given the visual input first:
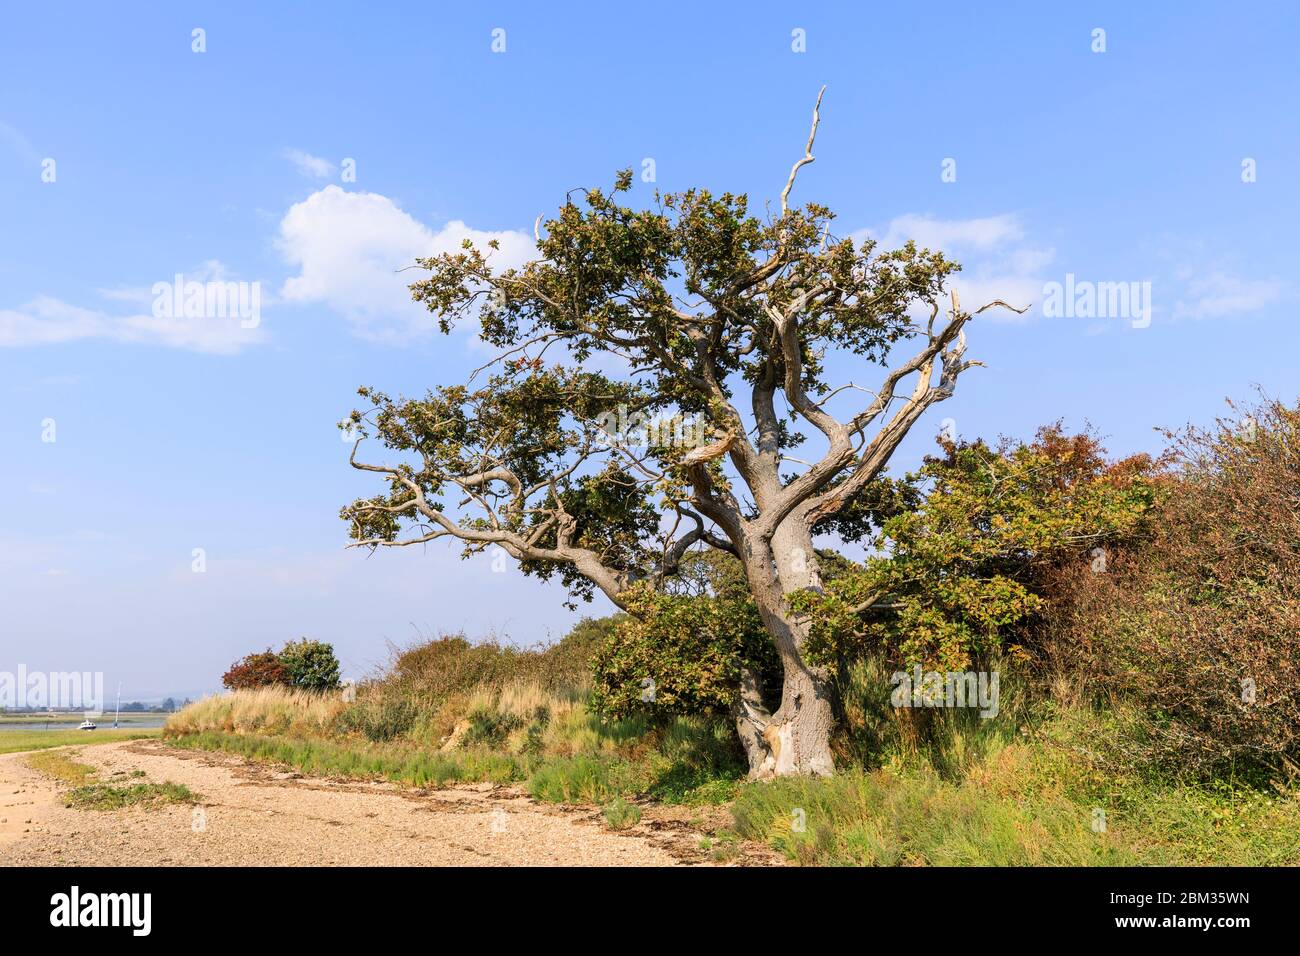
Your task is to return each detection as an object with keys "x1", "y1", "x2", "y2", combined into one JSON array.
[{"x1": 1, "y1": 740, "x2": 778, "y2": 867}]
